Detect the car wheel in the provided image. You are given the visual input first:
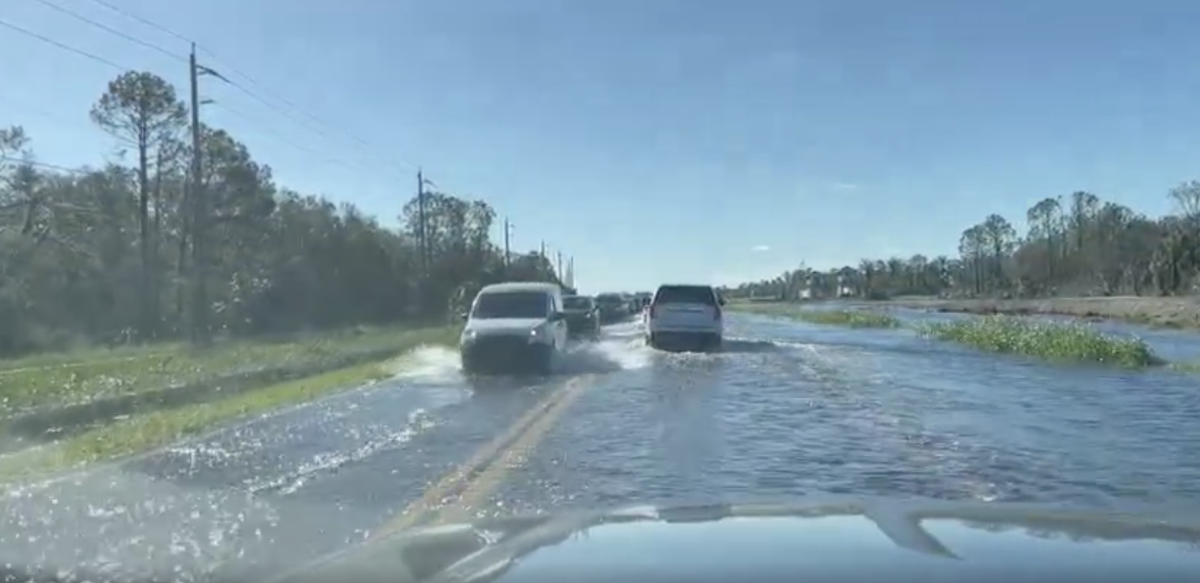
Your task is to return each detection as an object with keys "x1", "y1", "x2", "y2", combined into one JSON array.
[
  {"x1": 533, "y1": 345, "x2": 554, "y2": 375},
  {"x1": 460, "y1": 356, "x2": 478, "y2": 376}
]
